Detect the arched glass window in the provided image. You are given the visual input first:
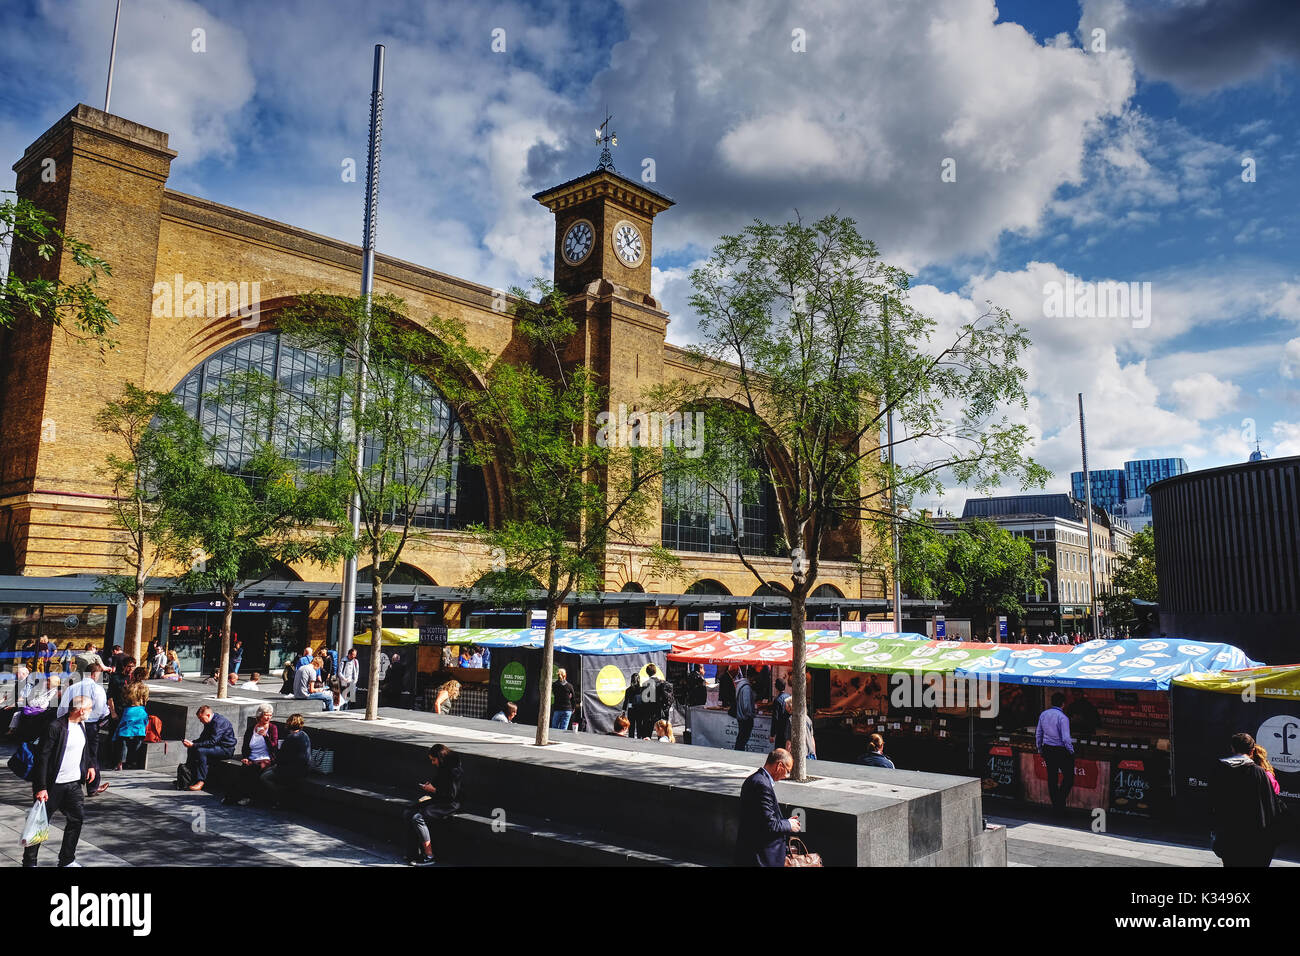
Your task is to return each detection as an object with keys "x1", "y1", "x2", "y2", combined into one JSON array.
[
  {"x1": 661, "y1": 454, "x2": 777, "y2": 556},
  {"x1": 173, "y1": 331, "x2": 485, "y2": 530}
]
